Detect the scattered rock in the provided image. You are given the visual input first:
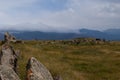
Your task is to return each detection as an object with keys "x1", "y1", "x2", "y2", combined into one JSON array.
[
  {"x1": 60, "y1": 38, "x2": 107, "y2": 45},
  {"x1": 26, "y1": 57, "x2": 53, "y2": 80}
]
